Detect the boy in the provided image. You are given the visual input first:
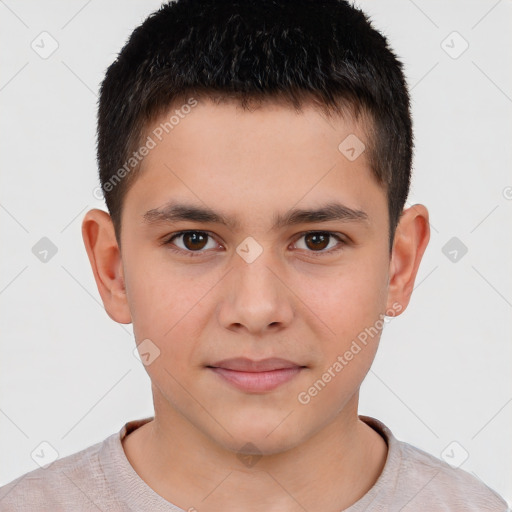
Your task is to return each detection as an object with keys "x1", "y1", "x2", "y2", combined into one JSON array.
[{"x1": 0, "y1": 0, "x2": 508, "y2": 510}]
